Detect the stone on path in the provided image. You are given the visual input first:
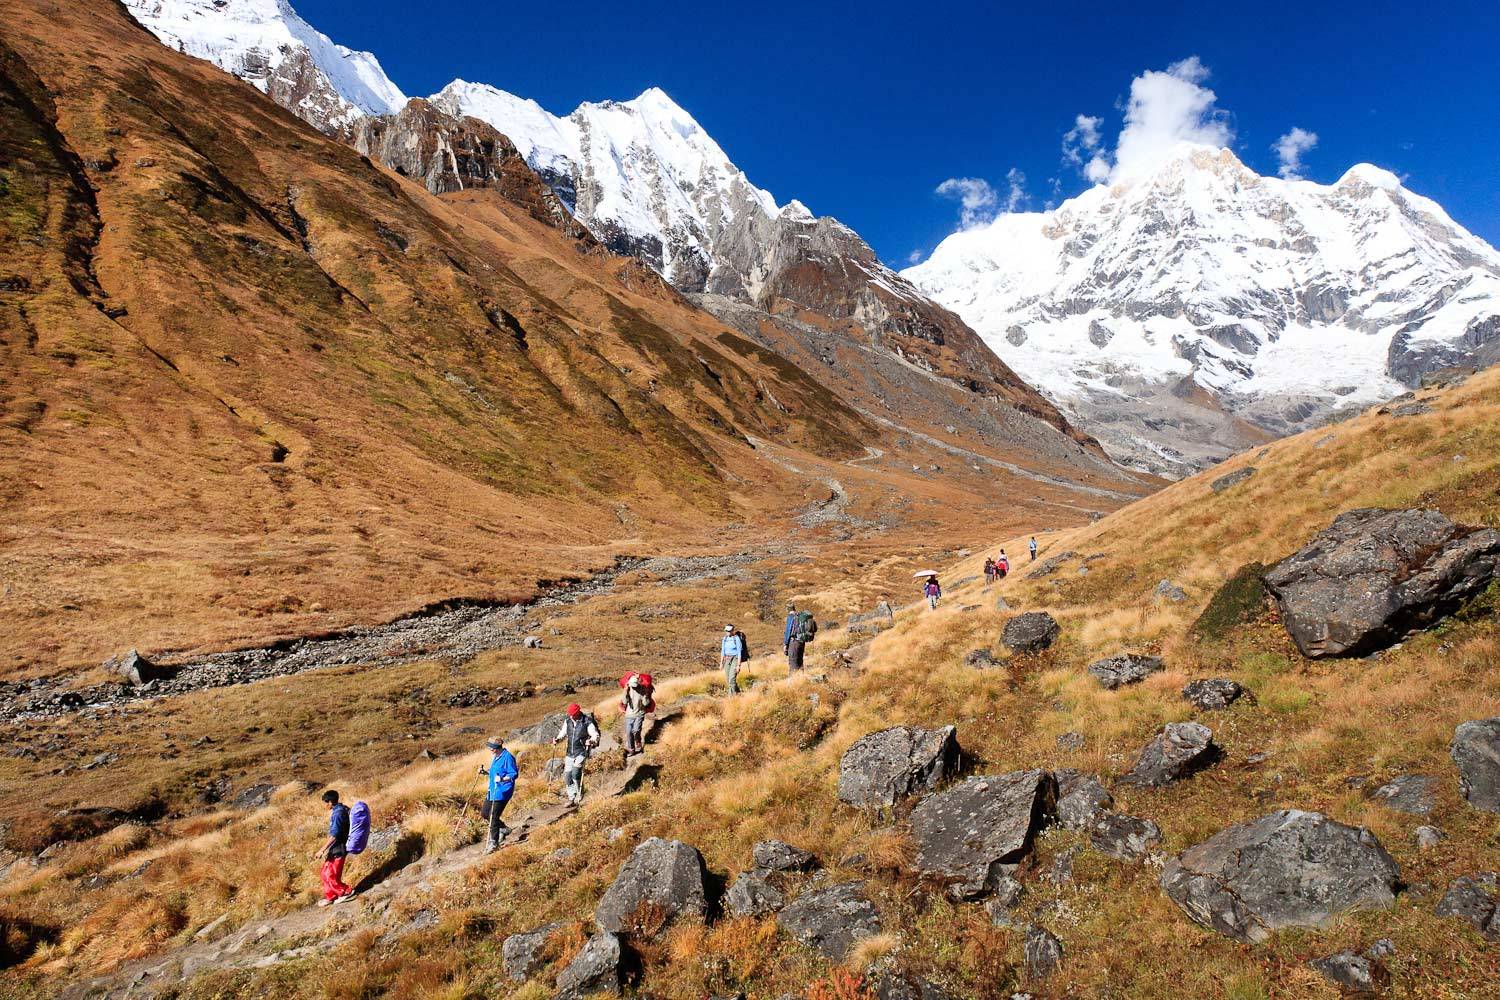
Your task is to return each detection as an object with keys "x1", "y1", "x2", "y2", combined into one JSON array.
[
  {"x1": 1023, "y1": 926, "x2": 1064, "y2": 978},
  {"x1": 1054, "y1": 770, "x2": 1112, "y2": 829},
  {"x1": 1434, "y1": 873, "x2": 1500, "y2": 940},
  {"x1": 1262, "y1": 508, "x2": 1500, "y2": 658},
  {"x1": 776, "y1": 881, "x2": 882, "y2": 961},
  {"x1": 1451, "y1": 718, "x2": 1500, "y2": 812},
  {"x1": 593, "y1": 837, "x2": 707, "y2": 936},
  {"x1": 554, "y1": 931, "x2": 621, "y2": 998},
  {"x1": 837, "y1": 725, "x2": 961, "y2": 808},
  {"x1": 502, "y1": 921, "x2": 563, "y2": 982},
  {"x1": 1087, "y1": 654, "x2": 1164, "y2": 690},
  {"x1": 1001, "y1": 613, "x2": 1059, "y2": 655},
  {"x1": 1089, "y1": 813, "x2": 1161, "y2": 861},
  {"x1": 1181, "y1": 678, "x2": 1246, "y2": 711},
  {"x1": 910, "y1": 770, "x2": 1055, "y2": 900},
  {"x1": 1368, "y1": 774, "x2": 1434, "y2": 815},
  {"x1": 1160, "y1": 810, "x2": 1399, "y2": 943},
  {"x1": 1120, "y1": 722, "x2": 1220, "y2": 787}
]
